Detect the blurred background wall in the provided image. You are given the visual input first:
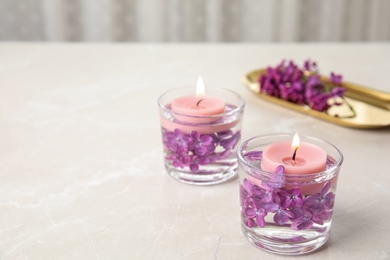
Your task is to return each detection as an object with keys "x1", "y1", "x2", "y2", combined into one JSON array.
[{"x1": 0, "y1": 0, "x2": 389, "y2": 42}]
